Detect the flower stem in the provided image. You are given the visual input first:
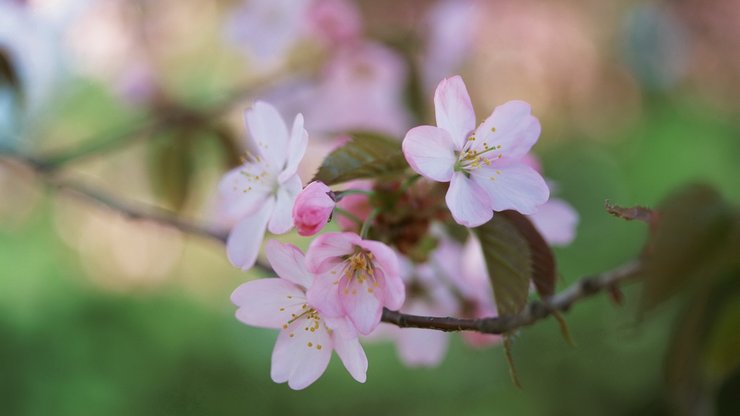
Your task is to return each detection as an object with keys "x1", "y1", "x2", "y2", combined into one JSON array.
[
  {"x1": 360, "y1": 208, "x2": 381, "y2": 239},
  {"x1": 333, "y1": 207, "x2": 363, "y2": 226},
  {"x1": 335, "y1": 189, "x2": 374, "y2": 201}
]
